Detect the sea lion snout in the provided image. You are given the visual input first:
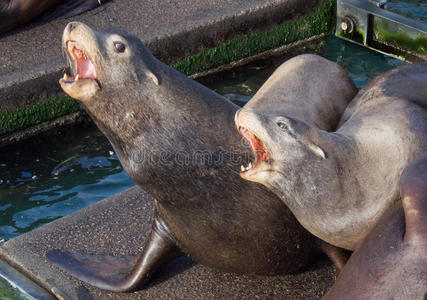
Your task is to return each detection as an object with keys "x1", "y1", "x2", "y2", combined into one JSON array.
[
  {"x1": 60, "y1": 22, "x2": 100, "y2": 102},
  {"x1": 235, "y1": 109, "x2": 278, "y2": 181},
  {"x1": 63, "y1": 21, "x2": 92, "y2": 40}
]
